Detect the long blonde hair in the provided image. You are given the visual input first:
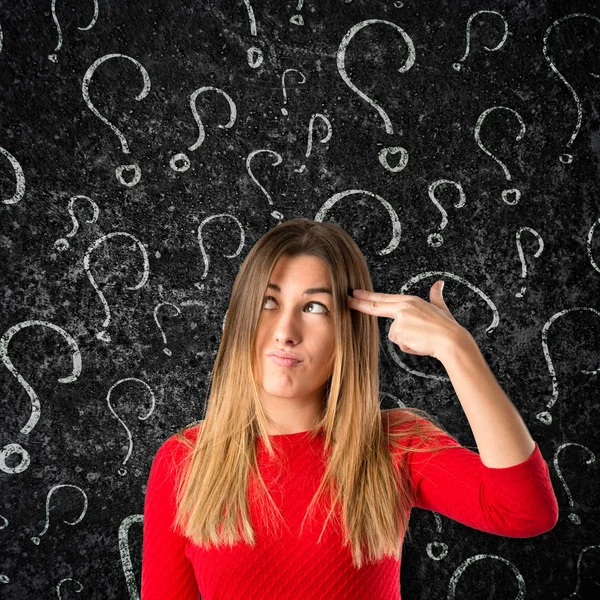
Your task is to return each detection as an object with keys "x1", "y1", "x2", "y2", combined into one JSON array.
[{"x1": 171, "y1": 218, "x2": 465, "y2": 569}]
